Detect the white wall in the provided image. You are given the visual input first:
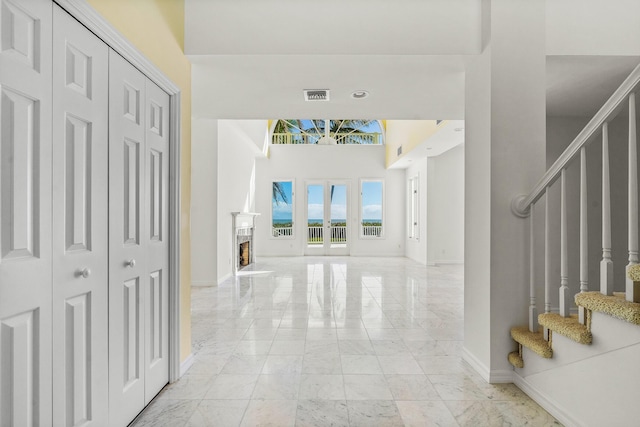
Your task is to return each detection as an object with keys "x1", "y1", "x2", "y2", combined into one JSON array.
[
  {"x1": 255, "y1": 145, "x2": 405, "y2": 257},
  {"x1": 546, "y1": 0, "x2": 640, "y2": 56},
  {"x1": 405, "y1": 158, "x2": 428, "y2": 264},
  {"x1": 216, "y1": 120, "x2": 267, "y2": 282},
  {"x1": 427, "y1": 144, "x2": 465, "y2": 265},
  {"x1": 464, "y1": 0, "x2": 547, "y2": 382},
  {"x1": 464, "y1": 46, "x2": 492, "y2": 379},
  {"x1": 191, "y1": 118, "x2": 218, "y2": 286}
]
